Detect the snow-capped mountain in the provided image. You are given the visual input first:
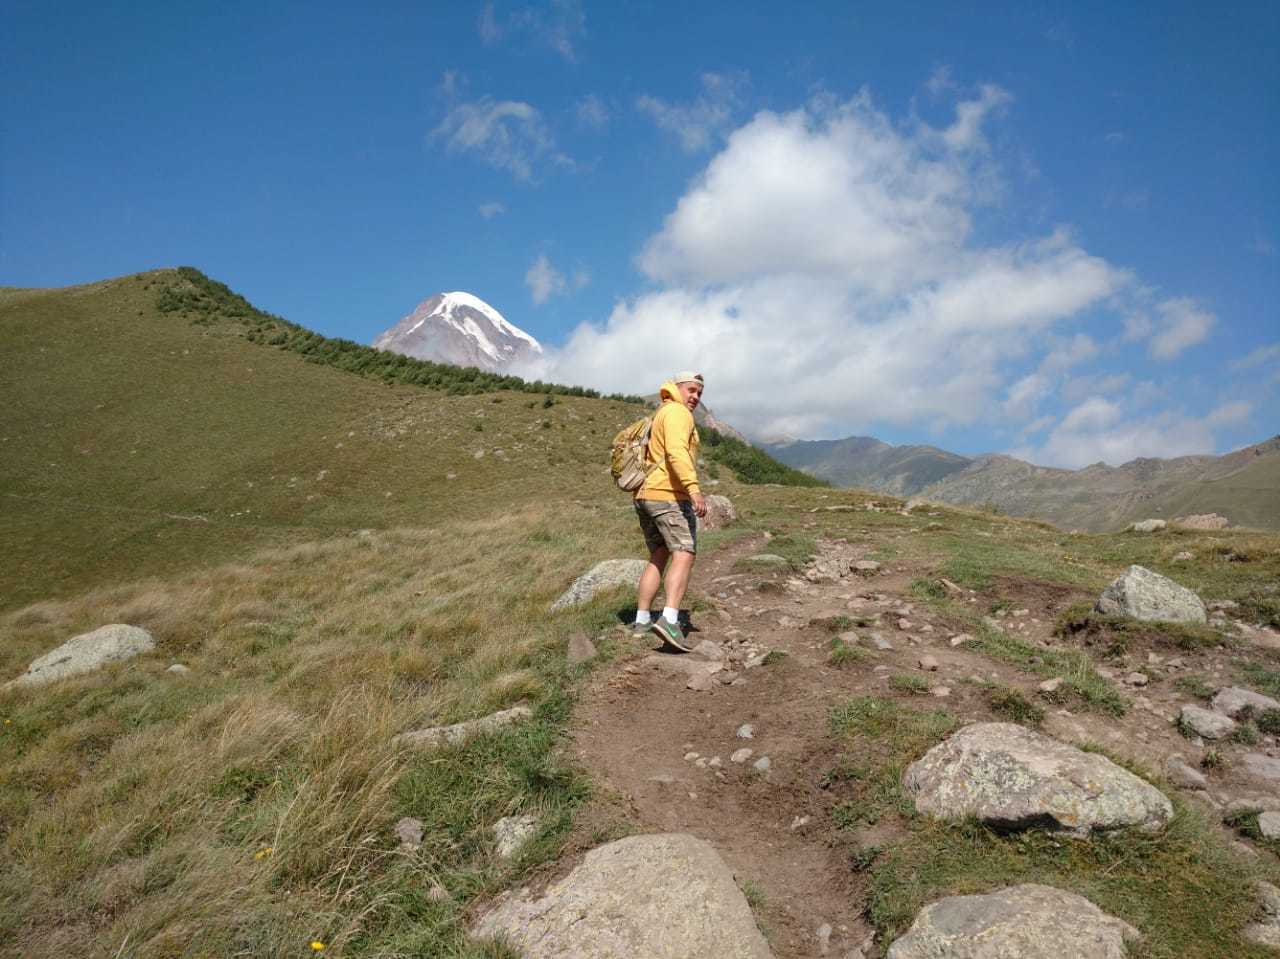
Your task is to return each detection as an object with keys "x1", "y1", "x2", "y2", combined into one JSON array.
[{"x1": 372, "y1": 292, "x2": 543, "y2": 372}]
